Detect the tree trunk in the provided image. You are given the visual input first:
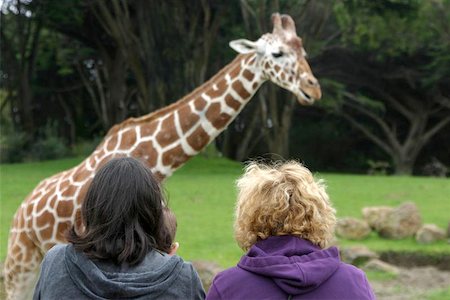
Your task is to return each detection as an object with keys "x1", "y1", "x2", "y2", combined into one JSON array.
[
  {"x1": 106, "y1": 52, "x2": 128, "y2": 125},
  {"x1": 392, "y1": 157, "x2": 414, "y2": 175},
  {"x1": 235, "y1": 105, "x2": 263, "y2": 161}
]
